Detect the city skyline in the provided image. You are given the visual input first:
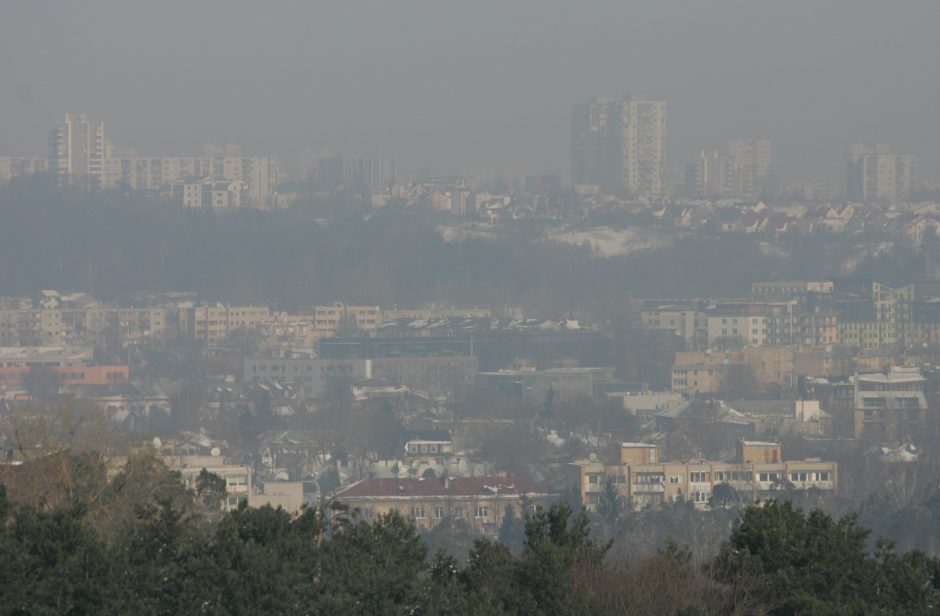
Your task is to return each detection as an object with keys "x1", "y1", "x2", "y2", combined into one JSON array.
[{"x1": 2, "y1": 2, "x2": 939, "y2": 180}]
